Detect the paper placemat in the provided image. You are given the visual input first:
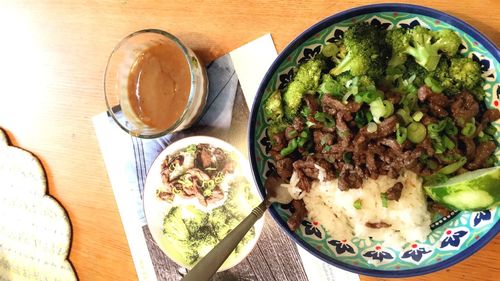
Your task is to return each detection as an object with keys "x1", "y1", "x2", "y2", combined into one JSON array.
[
  {"x1": 0, "y1": 128, "x2": 77, "y2": 281},
  {"x1": 94, "y1": 34, "x2": 360, "y2": 281}
]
